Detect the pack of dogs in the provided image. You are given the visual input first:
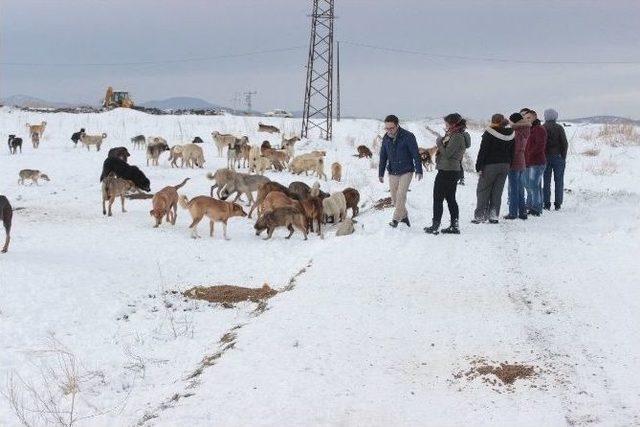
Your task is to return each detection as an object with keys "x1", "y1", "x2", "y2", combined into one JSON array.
[{"x1": 1, "y1": 120, "x2": 380, "y2": 254}]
